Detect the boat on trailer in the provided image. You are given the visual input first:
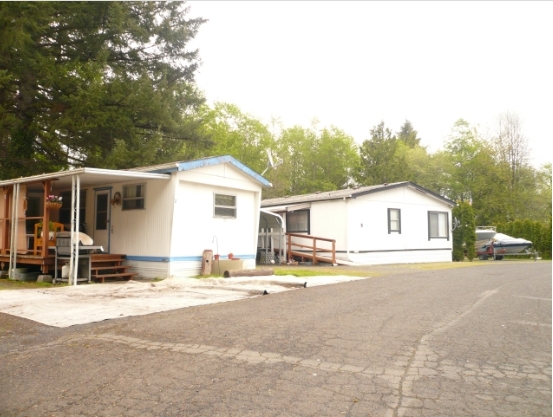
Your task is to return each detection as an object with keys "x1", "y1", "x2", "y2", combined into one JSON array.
[
  {"x1": 475, "y1": 226, "x2": 497, "y2": 248},
  {"x1": 476, "y1": 232, "x2": 533, "y2": 260}
]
